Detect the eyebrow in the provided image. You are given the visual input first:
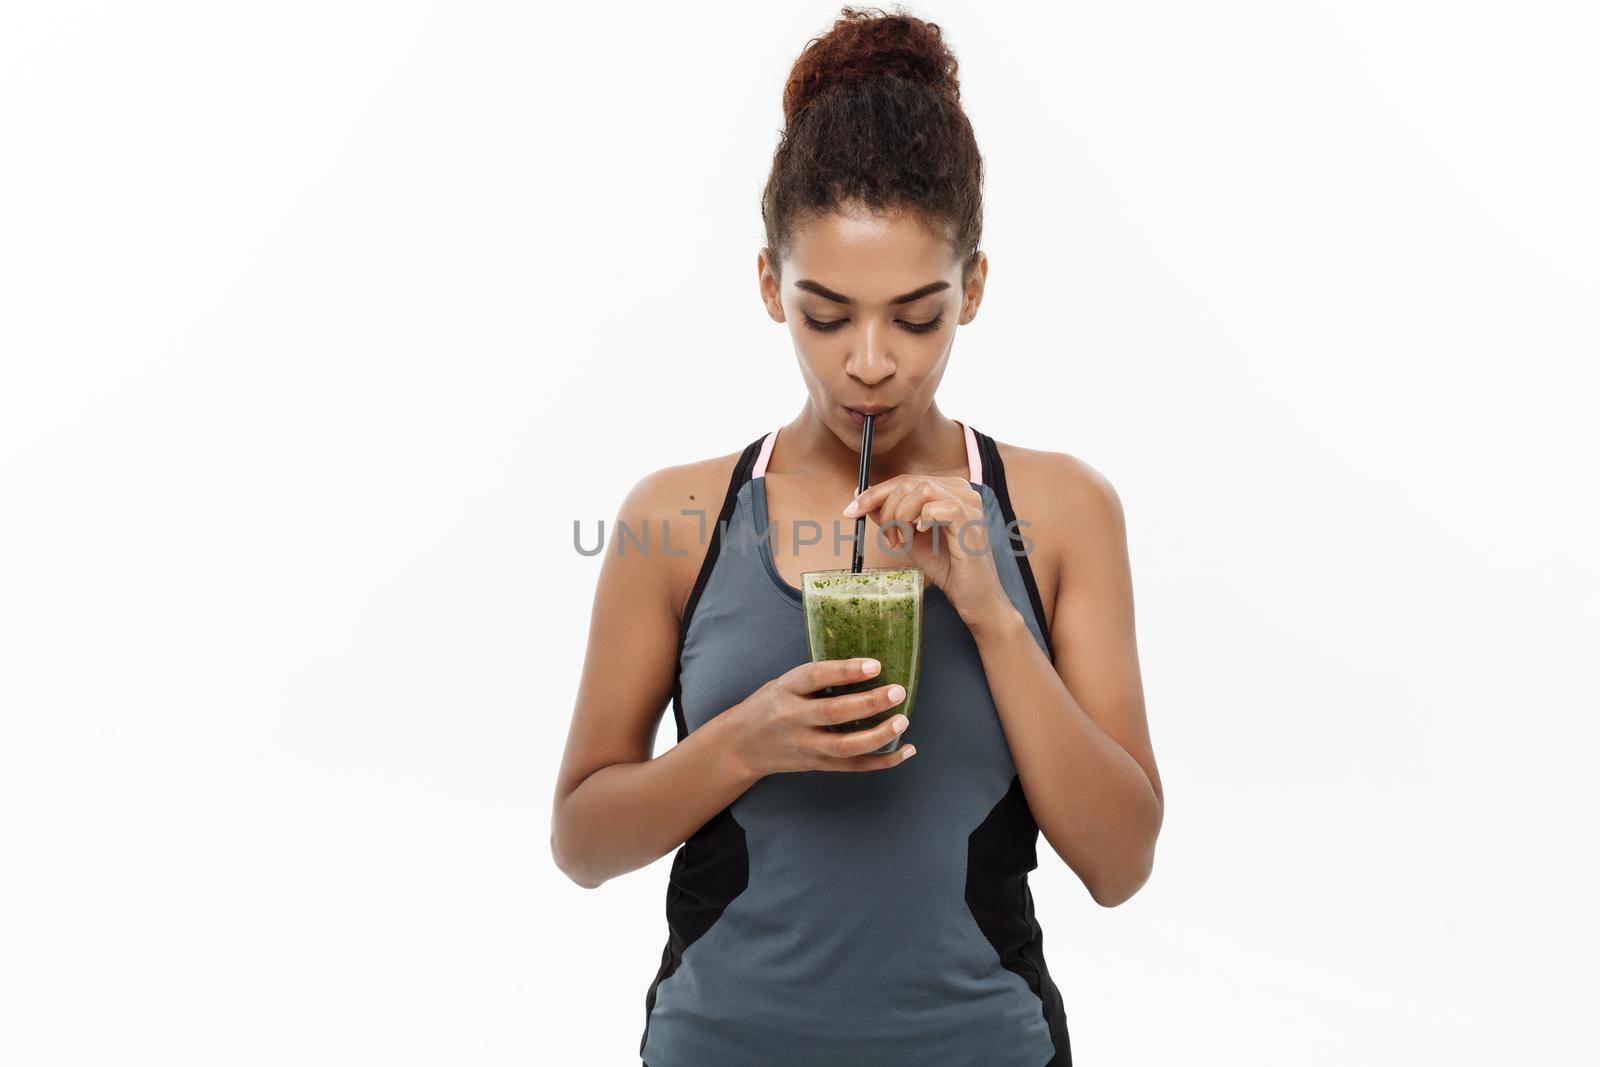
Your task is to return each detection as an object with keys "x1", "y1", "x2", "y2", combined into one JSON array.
[{"x1": 794, "y1": 279, "x2": 951, "y2": 306}]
